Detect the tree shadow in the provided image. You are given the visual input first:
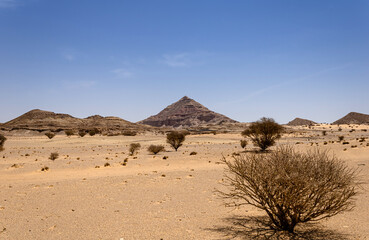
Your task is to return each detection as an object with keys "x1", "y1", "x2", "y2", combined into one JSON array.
[{"x1": 206, "y1": 215, "x2": 350, "y2": 240}]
